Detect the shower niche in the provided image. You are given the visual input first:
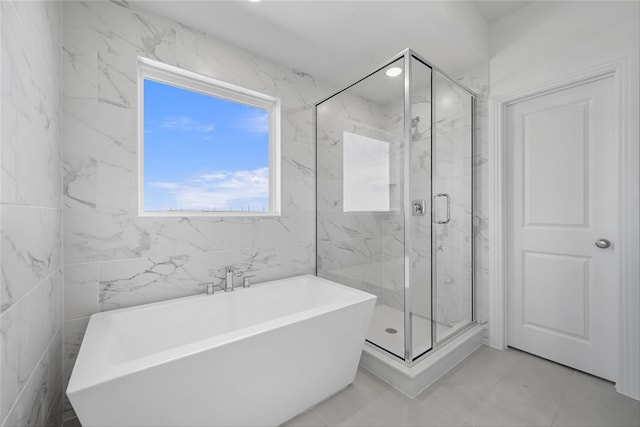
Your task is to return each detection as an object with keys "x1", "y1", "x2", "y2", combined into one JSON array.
[{"x1": 315, "y1": 49, "x2": 479, "y2": 382}]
